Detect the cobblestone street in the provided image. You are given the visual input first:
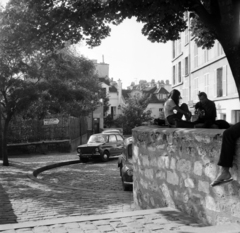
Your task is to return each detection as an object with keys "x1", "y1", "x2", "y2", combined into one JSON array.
[
  {"x1": 0, "y1": 153, "x2": 134, "y2": 225},
  {"x1": 37, "y1": 157, "x2": 124, "y2": 191},
  {"x1": 1, "y1": 153, "x2": 240, "y2": 232}
]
